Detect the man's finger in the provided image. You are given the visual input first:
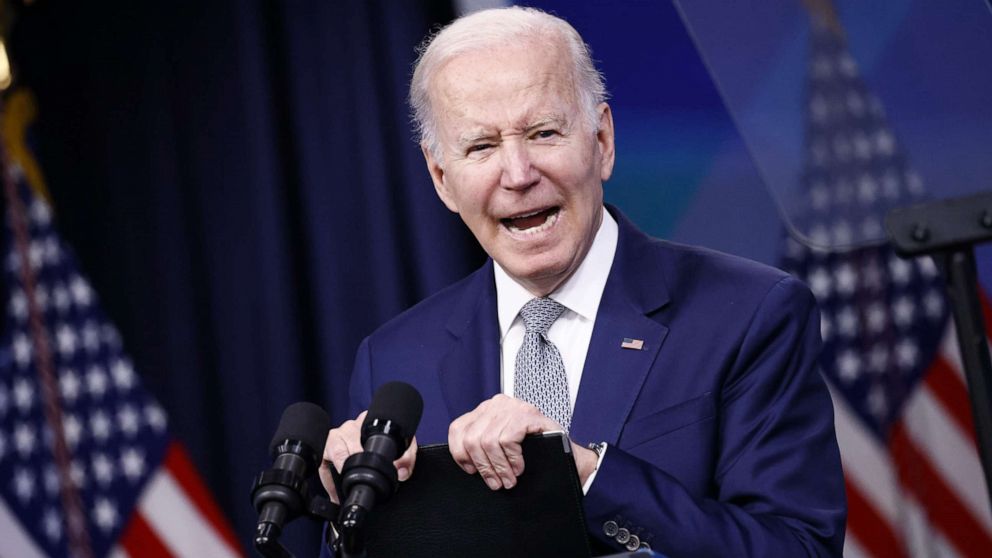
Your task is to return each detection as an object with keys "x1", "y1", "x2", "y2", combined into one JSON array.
[{"x1": 394, "y1": 435, "x2": 418, "y2": 481}]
